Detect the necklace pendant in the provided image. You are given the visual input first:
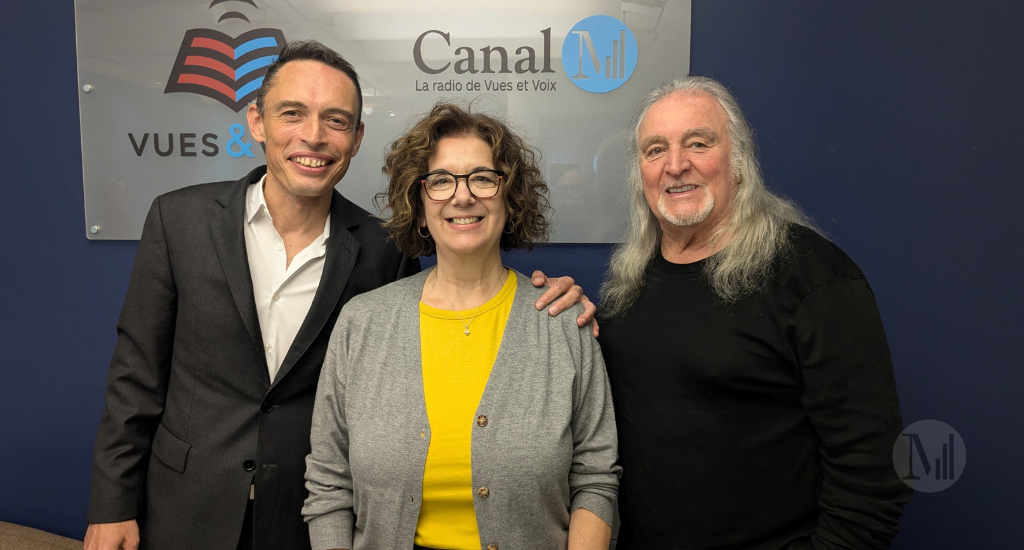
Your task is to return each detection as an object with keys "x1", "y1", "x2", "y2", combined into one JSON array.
[{"x1": 464, "y1": 328, "x2": 471, "y2": 336}]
